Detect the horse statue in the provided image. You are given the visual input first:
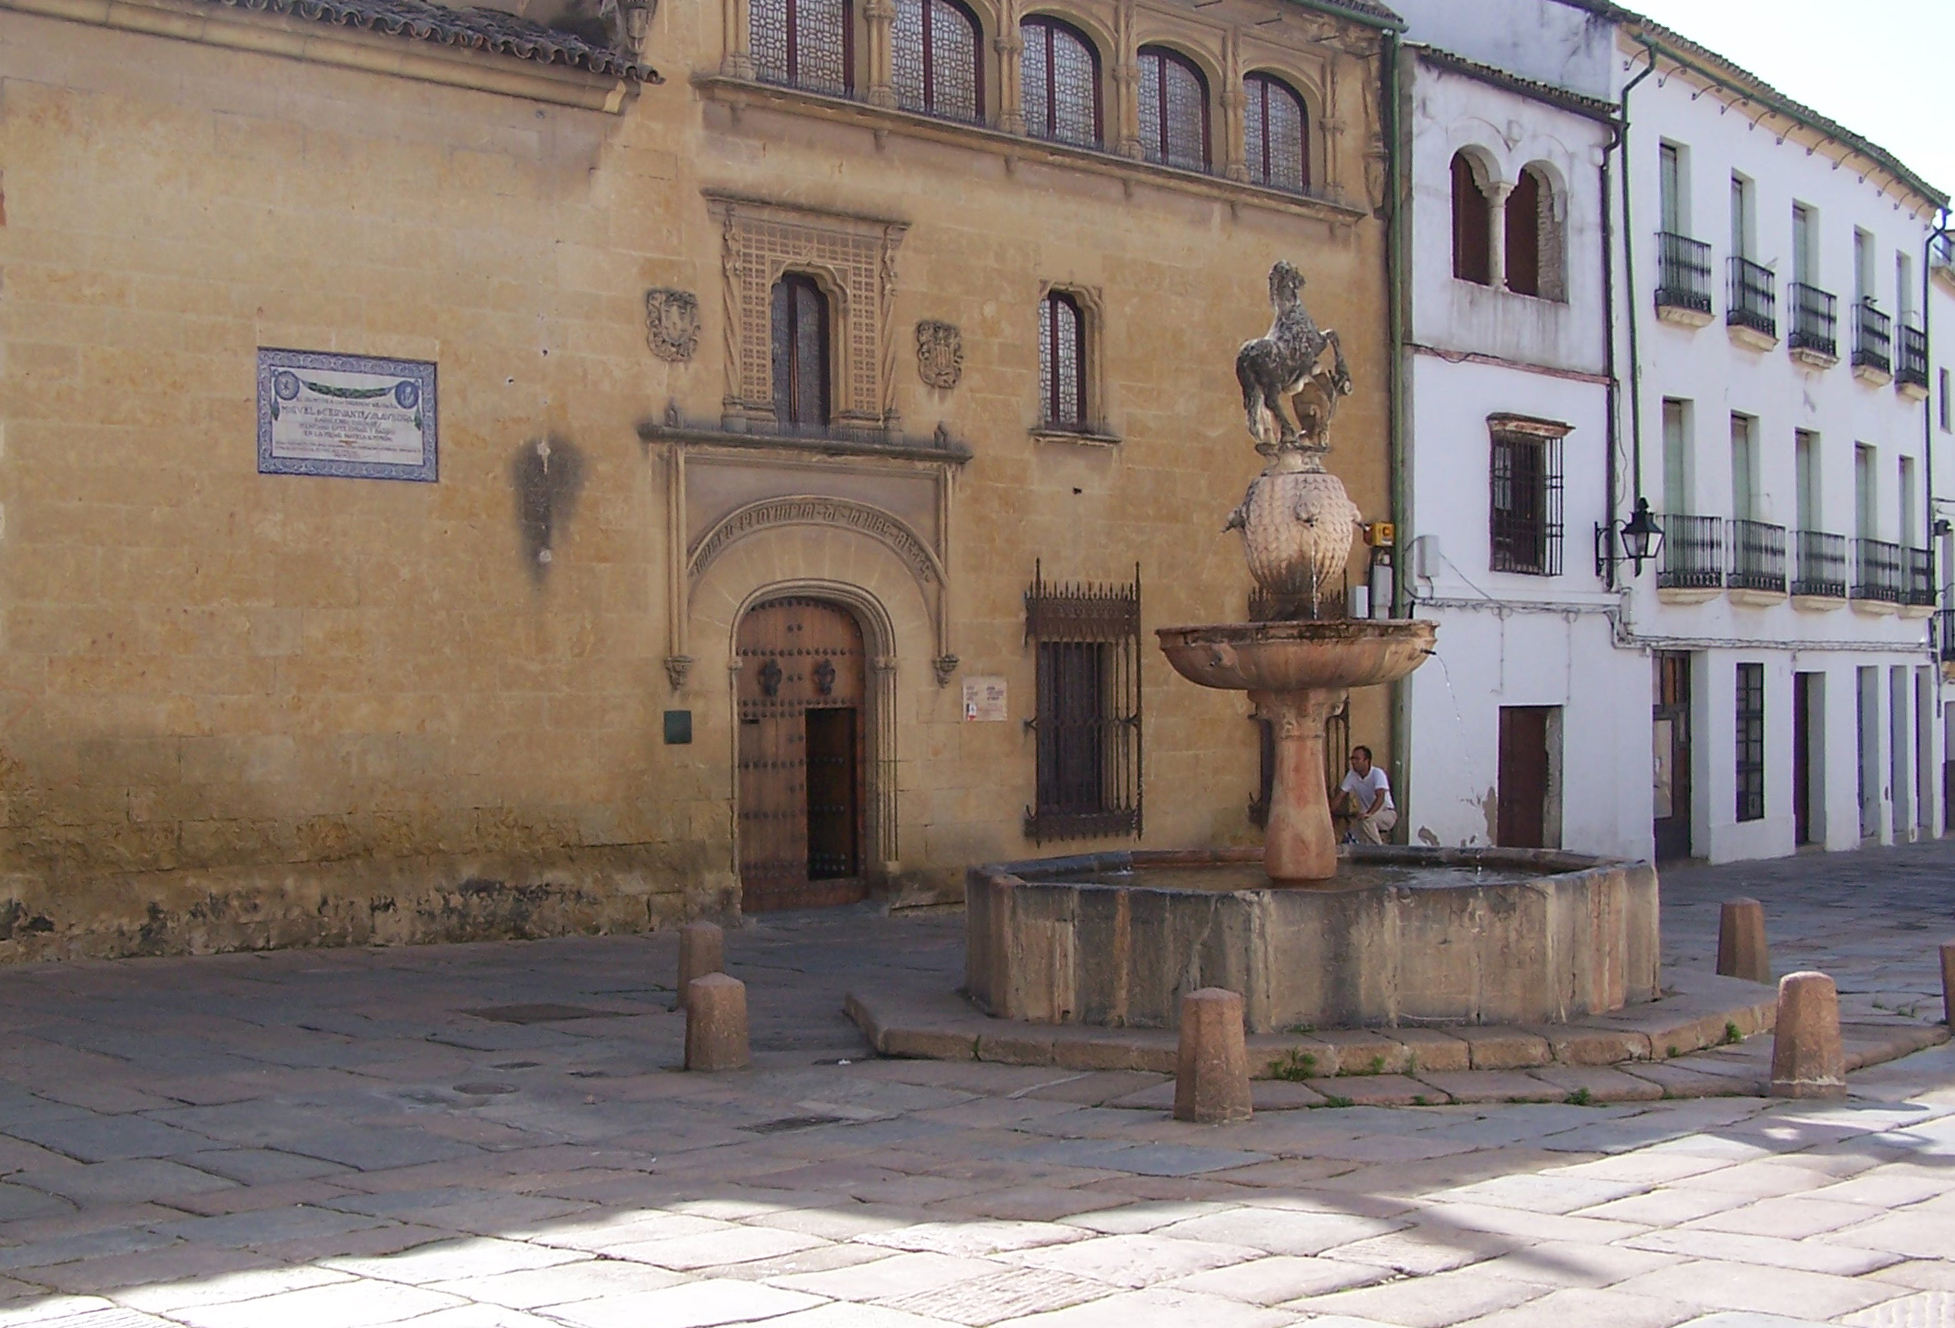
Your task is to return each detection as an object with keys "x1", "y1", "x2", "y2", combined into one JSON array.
[{"x1": 1234, "y1": 261, "x2": 1351, "y2": 455}]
